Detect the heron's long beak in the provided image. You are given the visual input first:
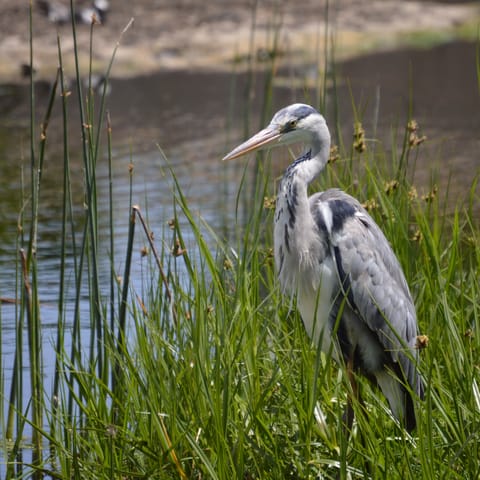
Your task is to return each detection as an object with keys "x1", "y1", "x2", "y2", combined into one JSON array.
[{"x1": 222, "y1": 125, "x2": 282, "y2": 161}]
